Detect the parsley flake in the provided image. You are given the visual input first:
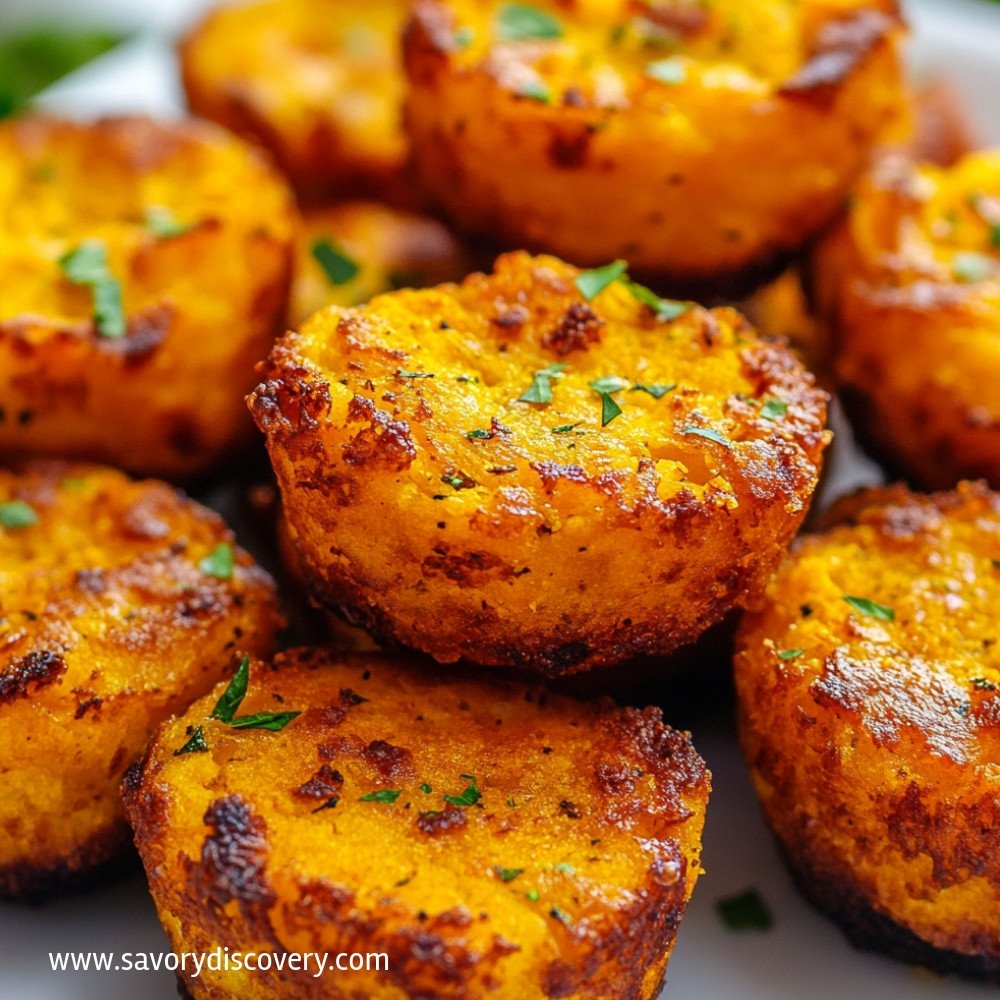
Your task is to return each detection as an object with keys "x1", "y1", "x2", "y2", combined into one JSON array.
[
  {"x1": 589, "y1": 375, "x2": 630, "y2": 394},
  {"x1": 526, "y1": 889, "x2": 540, "y2": 901},
  {"x1": 549, "y1": 905, "x2": 571, "y2": 924},
  {"x1": 495, "y1": 866, "x2": 524, "y2": 882},
  {"x1": 199, "y1": 542, "x2": 234, "y2": 580},
  {"x1": 58, "y1": 241, "x2": 125, "y2": 338},
  {"x1": 631, "y1": 382, "x2": 676, "y2": 398},
  {"x1": 625, "y1": 280, "x2": 689, "y2": 320},
  {"x1": 645, "y1": 57, "x2": 686, "y2": 85},
  {"x1": 551, "y1": 422, "x2": 583, "y2": 434},
  {"x1": 466, "y1": 429, "x2": 492, "y2": 440},
  {"x1": 311, "y1": 238, "x2": 360, "y2": 285},
  {"x1": 497, "y1": 3, "x2": 564, "y2": 42},
  {"x1": 760, "y1": 398, "x2": 788, "y2": 421},
  {"x1": 519, "y1": 363, "x2": 567, "y2": 404},
  {"x1": 360, "y1": 789, "x2": 402, "y2": 804},
  {"x1": 145, "y1": 206, "x2": 193, "y2": 239},
  {"x1": 716, "y1": 889, "x2": 773, "y2": 931},
  {"x1": 229, "y1": 711, "x2": 300, "y2": 731},
  {"x1": 843, "y1": 595, "x2": 895, "y2": 621},
  {"x1": 0, "y1": 500, "x2": 38, "y2": 530},
  {"x1": 777, "y1": 648, "x2": 804, "y2": 661},
  {"x1": 971, "y1": 677, "x2": 998, "y2": 691},
  {"x1": 519, "y1": 80, "x2": 552, "y2": 103},
  {"x1": 173, "y1": 725, "x2": 208, "y2": 756},
  {"x1": 682, "y1": 426, "x2": 733, "y2": 449},
  {"x1": 211, "y1": 656, "x2": 250, "y2": 723},
  {"x1": 597, "y1": 392, "x2": 623, "y2": 427},
  {"x1": 420, "y1": 783, "x2": 433, "y2": 794},
  {"x1": 444, "y1": 774, "x2": 481, "y2": 808},
  {"x1": 575, "y1": 260, "x2": 627, "y2": 300}
]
